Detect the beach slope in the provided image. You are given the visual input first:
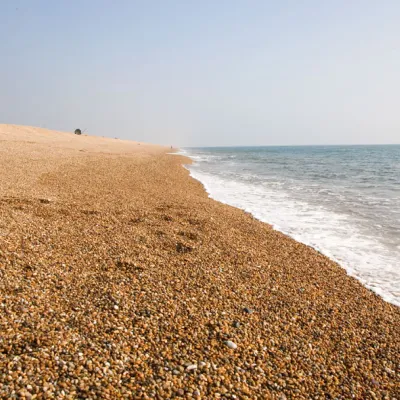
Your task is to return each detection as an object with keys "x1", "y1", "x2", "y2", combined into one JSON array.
[{"x1": 0, "y1": 125, "x2": 398, "y2": 398}]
